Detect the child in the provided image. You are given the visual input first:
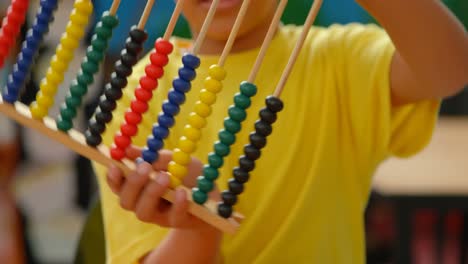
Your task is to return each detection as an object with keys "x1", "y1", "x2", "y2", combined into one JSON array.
[{"x1": 94, "y1": 0, "x2": 468, "y2": 263}]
